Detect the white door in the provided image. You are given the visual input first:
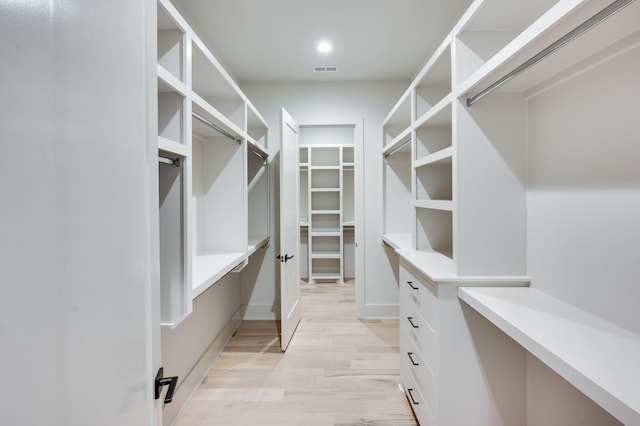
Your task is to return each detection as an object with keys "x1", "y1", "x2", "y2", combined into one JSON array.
[
  {"x1": 0, "y1": 2, "x2": 162, "y2": 425},
  {"x1": 279, "y1": 108, "x2": 302, "y2": 351}
]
